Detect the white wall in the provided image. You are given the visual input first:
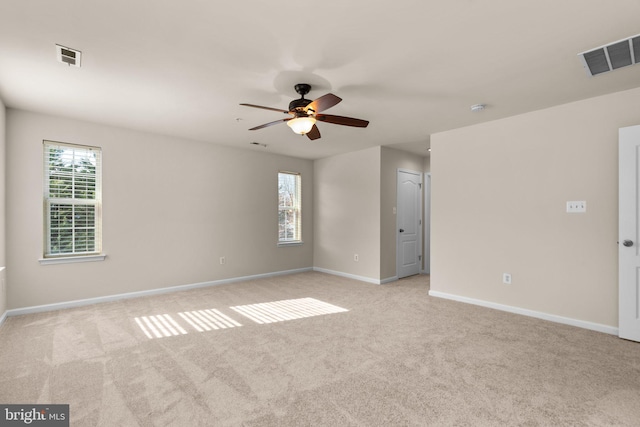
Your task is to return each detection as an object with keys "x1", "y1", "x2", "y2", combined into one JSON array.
[
  {"x1": 431, "y1": 86, "x2": 640, "y2": 328},
  {"x1": 0, "y1": 99, "x2": 6, "y2": 318},
  {"x1": 6, "y1": 109, "x2": 313, "y2": 309},
  {"x1": 314, "y1": 146, "x2": 381, "y2": 281}
]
